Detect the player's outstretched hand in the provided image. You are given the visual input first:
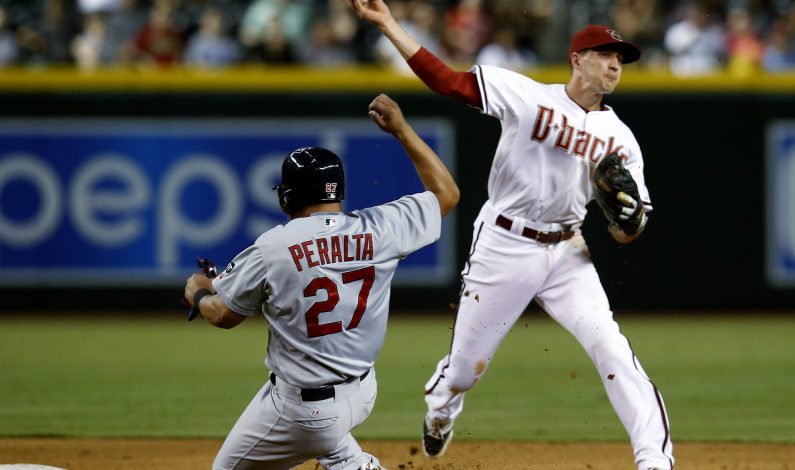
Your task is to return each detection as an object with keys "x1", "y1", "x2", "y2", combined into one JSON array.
[
  {"x1": 368, "y1": 93, "x2": 409, "y2": 136},
  {"x1": 184, "y1": 273, "x2": 214, "y2": 321},
  {"x1": 346, "y1": 0, "x2": 392, "y2": 28}
]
